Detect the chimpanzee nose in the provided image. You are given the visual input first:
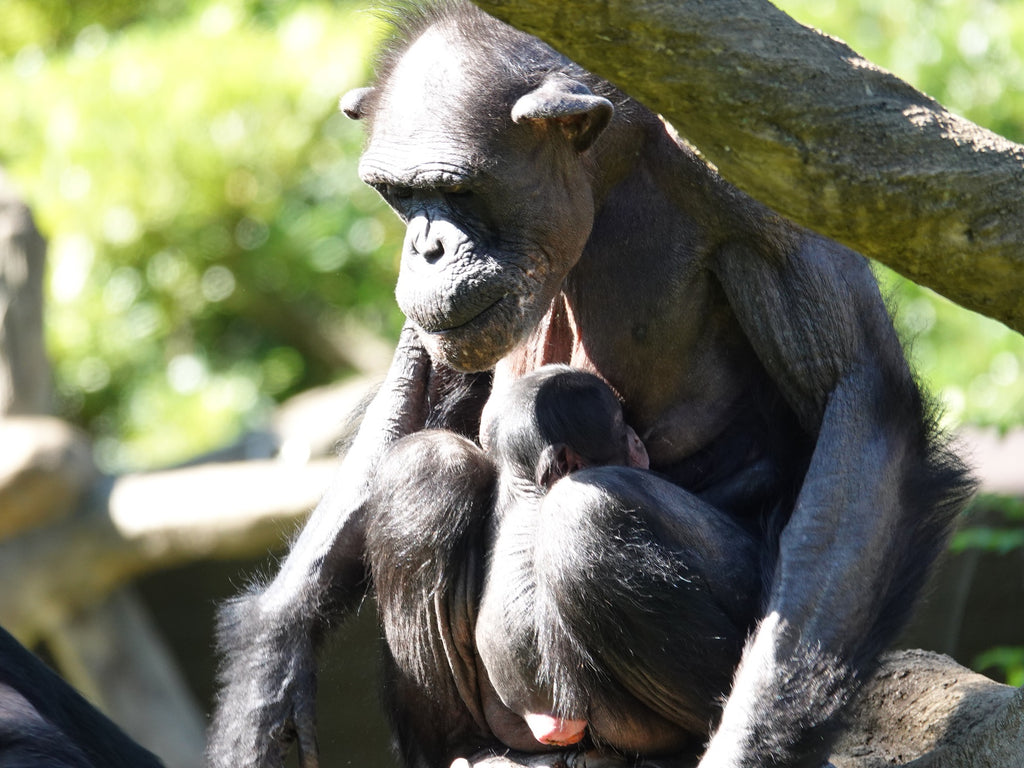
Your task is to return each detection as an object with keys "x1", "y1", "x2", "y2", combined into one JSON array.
[{"x1": 406, "y1": 215, "x2": 445, "y2": 264}]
